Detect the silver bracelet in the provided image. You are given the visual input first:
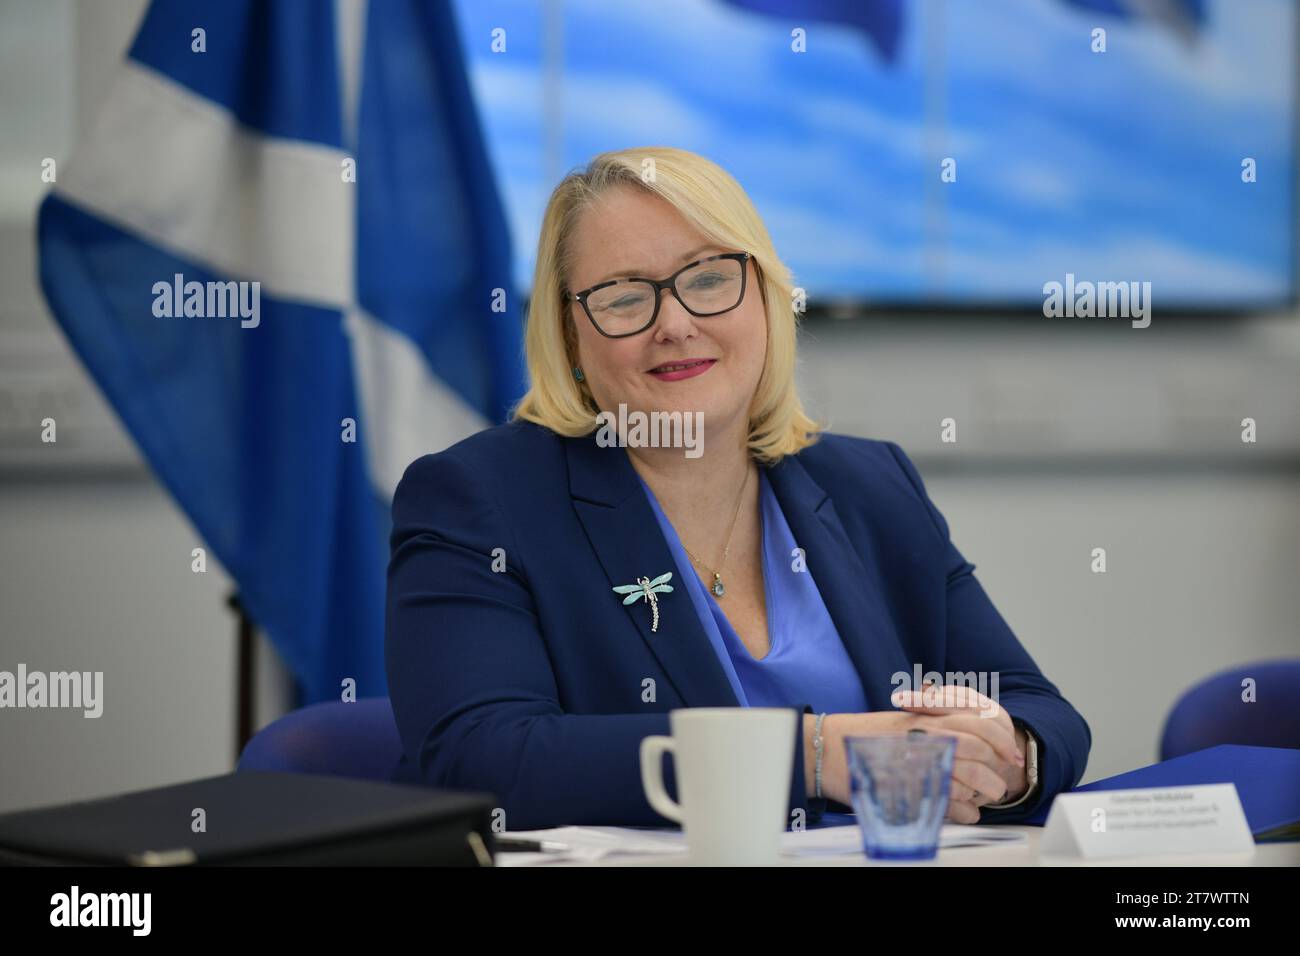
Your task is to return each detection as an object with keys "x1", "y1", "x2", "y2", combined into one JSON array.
[{"x1": 813, "y1": 712, "x2": 827, "y2": 799}]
